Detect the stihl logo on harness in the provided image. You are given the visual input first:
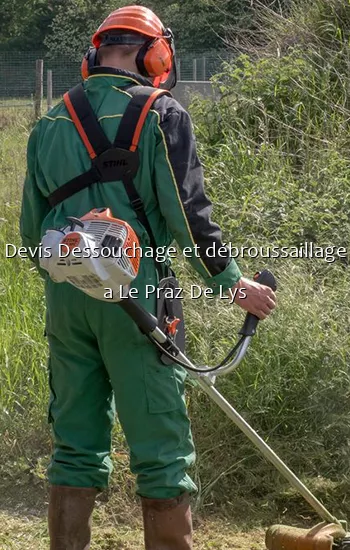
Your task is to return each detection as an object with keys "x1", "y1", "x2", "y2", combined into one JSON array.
[{"x1": 103, "y1": 159, "x2": 127, "y2": 168}]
